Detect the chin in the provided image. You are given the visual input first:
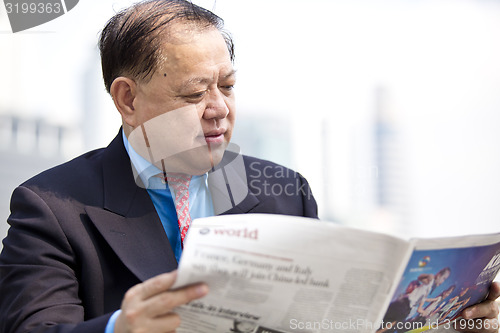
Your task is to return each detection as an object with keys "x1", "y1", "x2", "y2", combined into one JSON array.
[
  {"x1": 160, "y1": 143, "x2": 228, "y2": 175},
  {"x1": 207, "y1": 142, "x2": 227, "y2": 167}
]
